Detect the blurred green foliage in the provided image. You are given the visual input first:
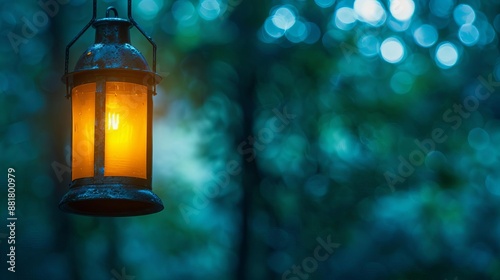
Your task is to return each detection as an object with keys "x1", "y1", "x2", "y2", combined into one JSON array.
[{"x1": 1, "y1": 0, "x2": 500, "y2": 279}]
